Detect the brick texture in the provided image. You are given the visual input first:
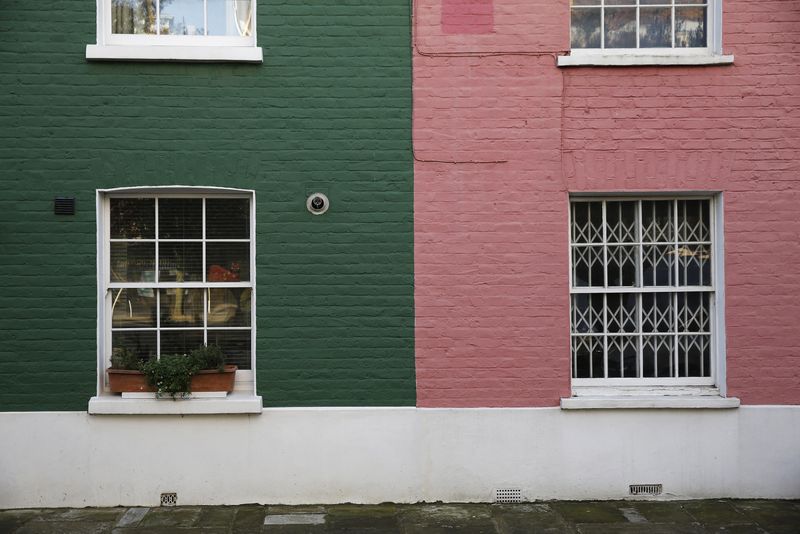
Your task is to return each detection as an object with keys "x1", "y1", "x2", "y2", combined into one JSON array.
[
  {"x1": 0, "y1": 1, "x2": 415, "y2": 410},
  {"x1": 414, "y1": 0, "x2": 800, "y2": 406}
]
